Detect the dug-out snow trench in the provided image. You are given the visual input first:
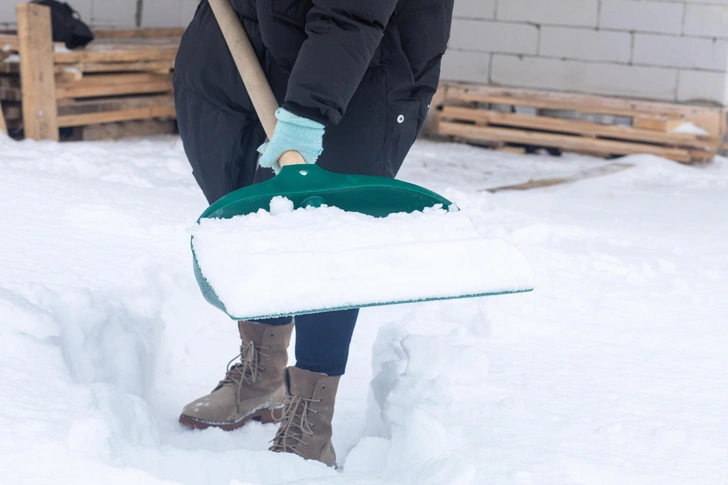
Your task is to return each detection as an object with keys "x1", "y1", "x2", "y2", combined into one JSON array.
[
  {"x1": 9, "y1": 268, "x2": 497, "y2": 485},
  {"x1": 16, "y1": 274, "x2": 341, "y2": 484}
]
